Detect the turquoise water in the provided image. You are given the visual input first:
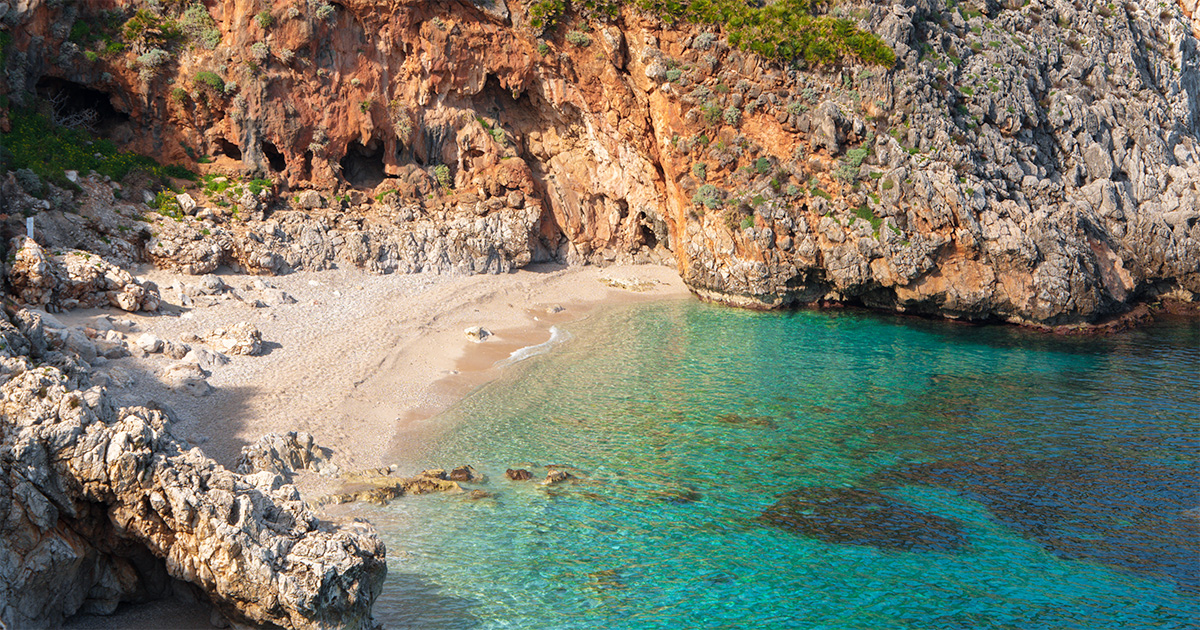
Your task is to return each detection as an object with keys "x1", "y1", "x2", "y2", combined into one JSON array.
[{"x1": 354, "y1": 301, "x2": 1200, "y2": 629}]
